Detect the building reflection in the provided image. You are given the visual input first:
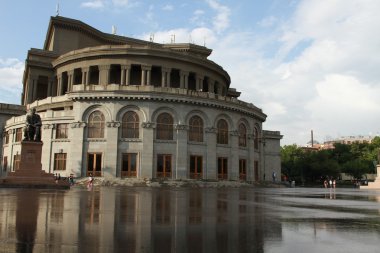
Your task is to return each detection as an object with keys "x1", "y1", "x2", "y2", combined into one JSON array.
[{"x1": 0, "y1": 187, "x2": 283, "y2": 252}]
